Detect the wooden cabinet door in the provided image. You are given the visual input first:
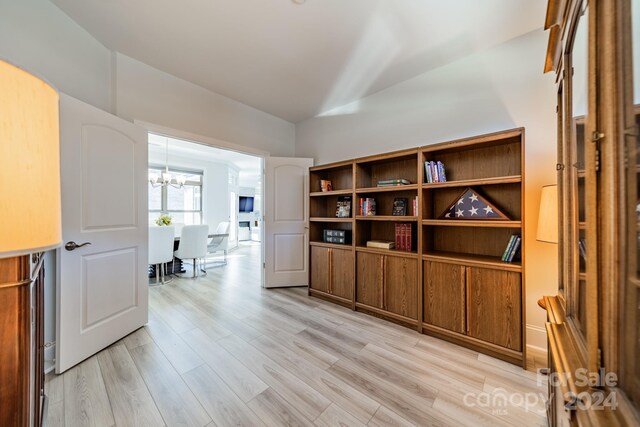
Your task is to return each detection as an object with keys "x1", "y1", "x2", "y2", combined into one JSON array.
[
  {"x1": 423, "y1": 260, "x2": 466, "y2": 334},
  {"x1": 384, "y1": 256, "x2": 418, "y2": 319},
  {"x1": 310, "y1": 246, "x2": 330, "y2": 293},
  {"x1": 331, "y1": 248, "x2": 354, "y2": 300},
  {"x1": 466, "y1": 267, "x2": 522, "y2": 351},
  {"x1": 356, "y1": 252, "x2": 384, "y2": 308}
]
